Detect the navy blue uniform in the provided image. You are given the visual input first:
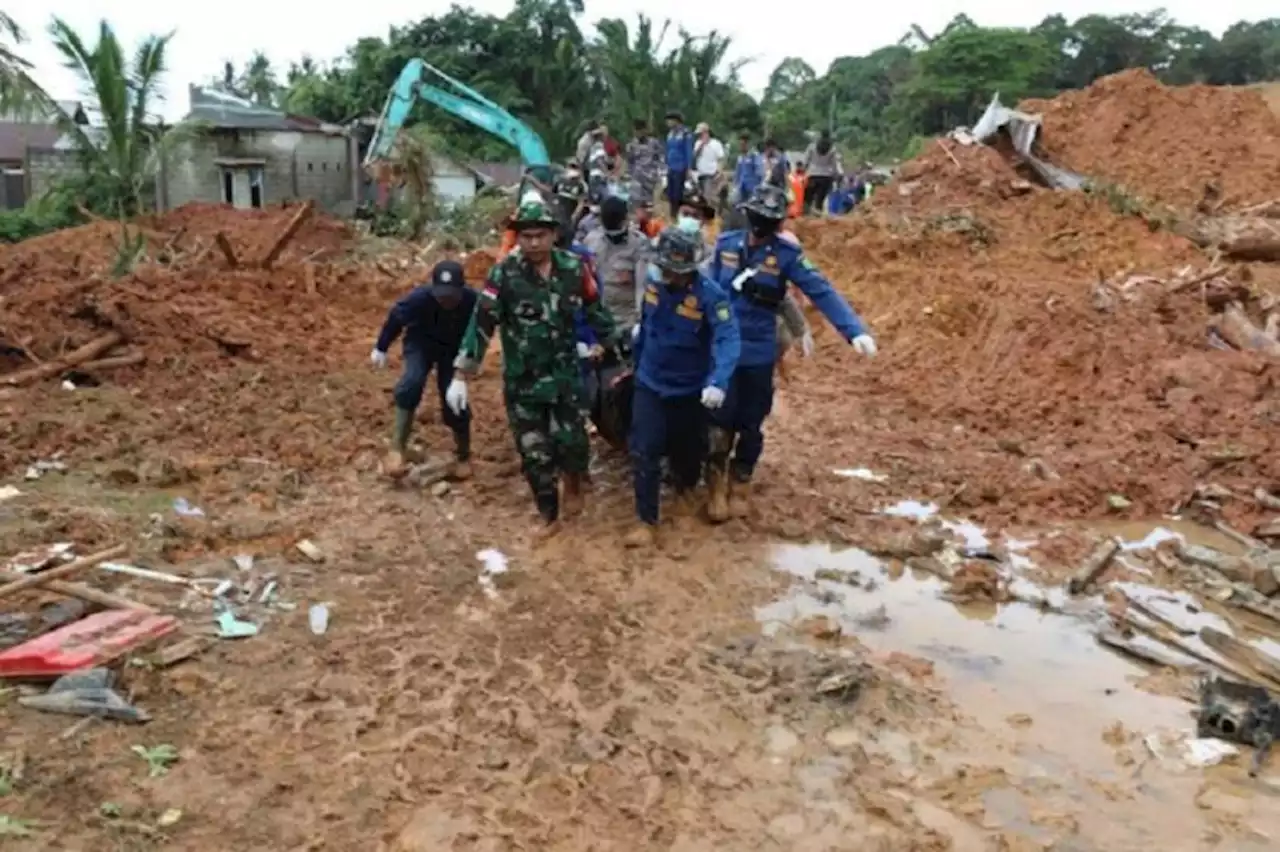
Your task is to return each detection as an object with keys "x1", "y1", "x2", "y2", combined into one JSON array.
[
  {"x1": 629, "y1": 273, "x2": 740, "y2": 524},
  {"x1": 707, "y1": 229, "x2": 865, "y2": 480},
  {"x1": 375, "y1": 284, "x2": 477, "y2": 440}
]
